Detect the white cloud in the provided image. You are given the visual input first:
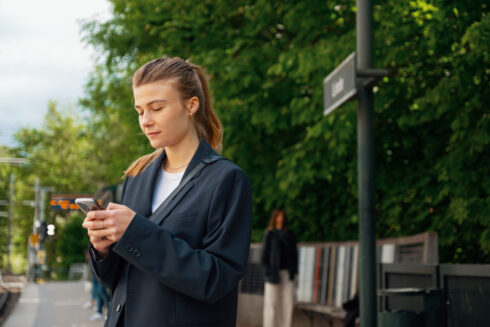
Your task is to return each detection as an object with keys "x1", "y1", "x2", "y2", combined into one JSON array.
[{"x1": 0, "y1": 0, "x2": 111, "y2": 146}]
